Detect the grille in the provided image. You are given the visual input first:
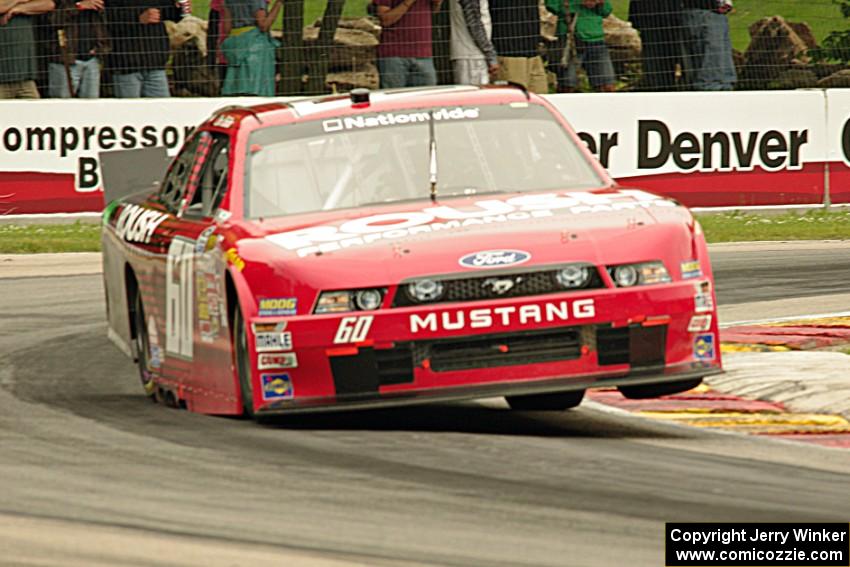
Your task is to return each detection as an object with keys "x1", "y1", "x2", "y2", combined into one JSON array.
[
  {"x1": 393, "y1": 267, "x2": 604, "y2": 307},
  {"x1": 414, "y1": 327, "x2": 582, "y2": 372}
]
